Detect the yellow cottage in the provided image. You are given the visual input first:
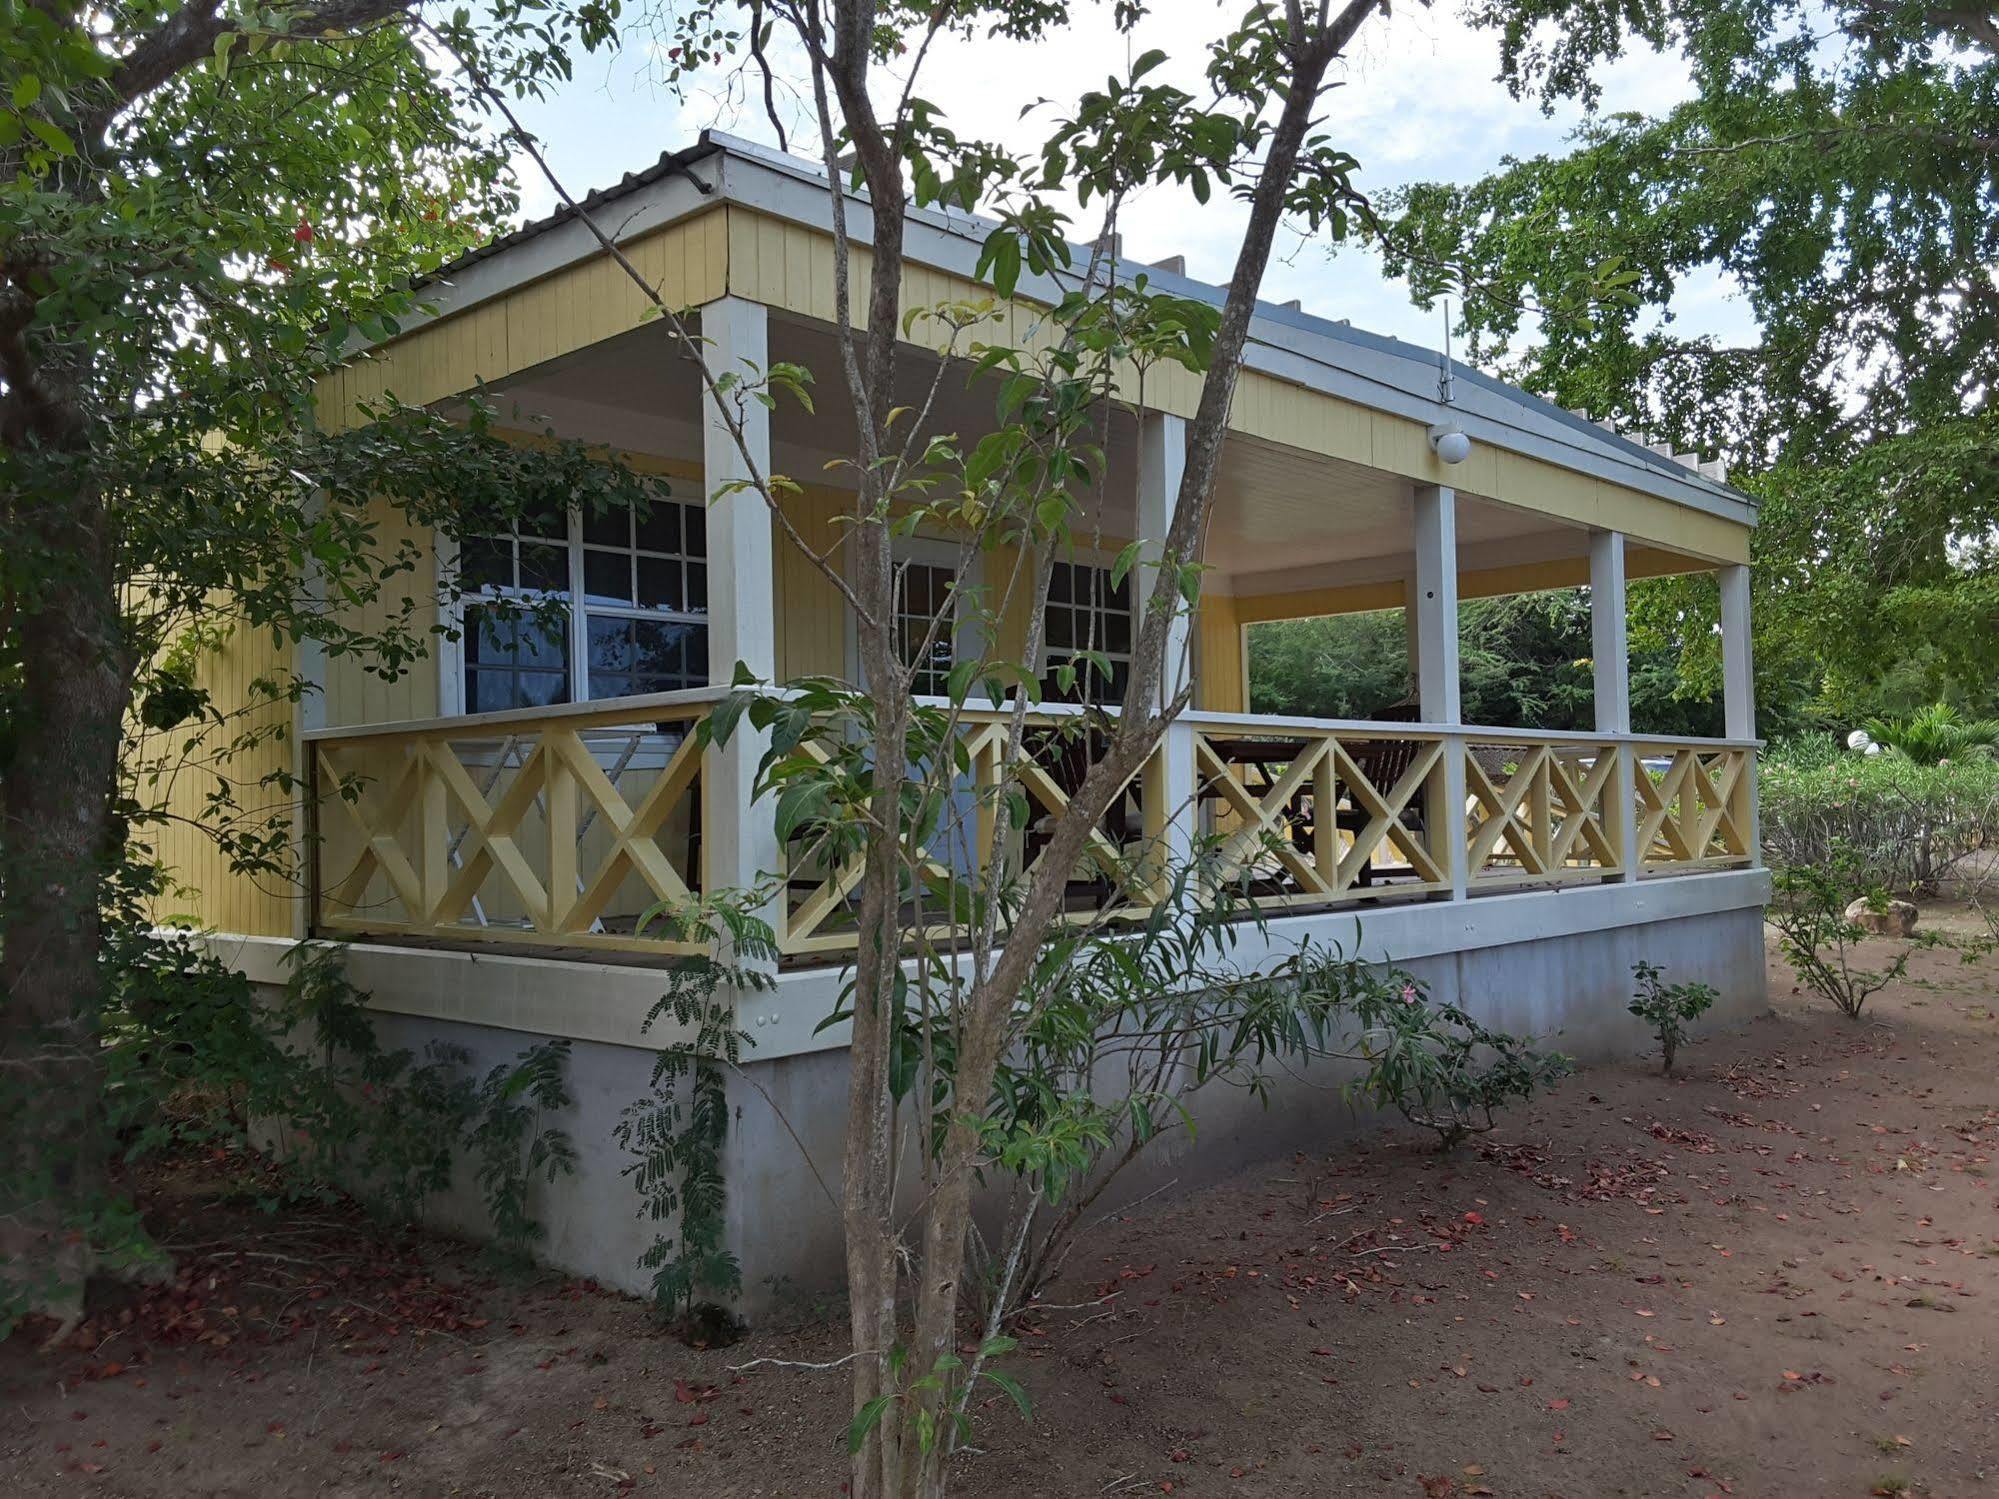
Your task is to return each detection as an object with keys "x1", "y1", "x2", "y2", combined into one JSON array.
[{"x1": 163, "y1": 133, "x2": 1767, "y2": 1299}]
